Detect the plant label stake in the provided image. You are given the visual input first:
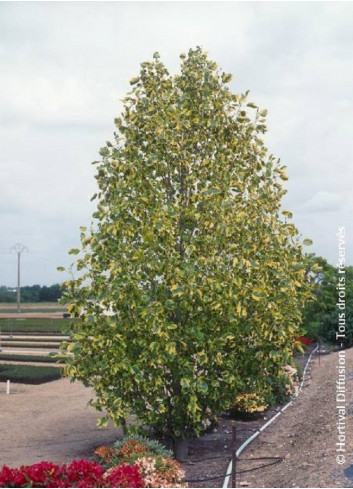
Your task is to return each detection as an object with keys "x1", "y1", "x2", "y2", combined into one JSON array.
[
  {"x1": 6, "y1": 380, "x2": 10, "y2": 395},
  {"x1": 231, "y1": 421, "x2": 237, "y2": 488}
]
